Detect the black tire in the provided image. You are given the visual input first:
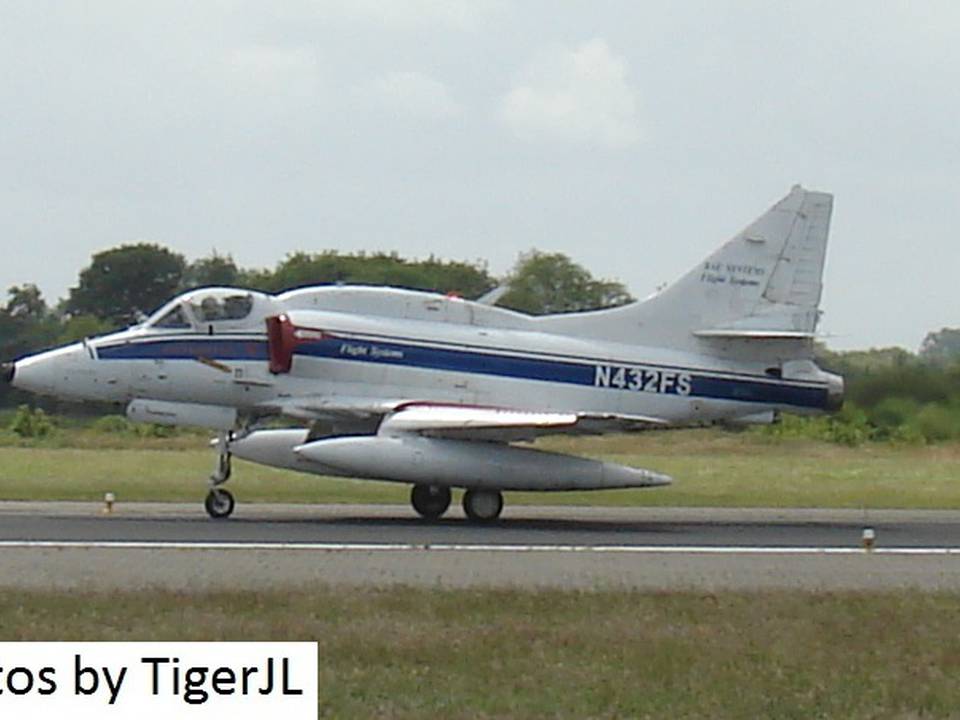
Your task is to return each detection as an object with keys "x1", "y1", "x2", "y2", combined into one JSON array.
[
  {"x1": 410, "y1": 484, "x2": 451, "y2": 520},
  {"x1": 463, "y1": 489, "x2": 503, "y2": 522},
  {"x1": 205, "y1": 488, "x2": 235, "y2": 519}
]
